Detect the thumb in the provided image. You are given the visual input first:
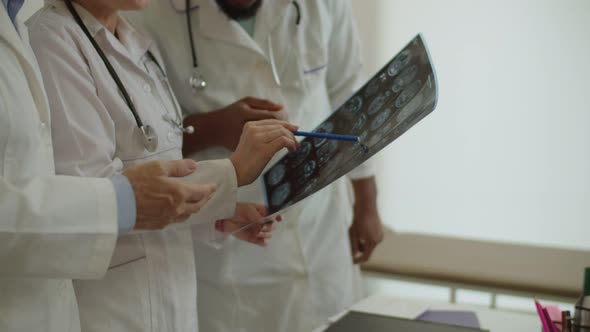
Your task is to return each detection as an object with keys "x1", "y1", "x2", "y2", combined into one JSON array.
[
  {"x1": 244, "y1": 204, "x2": 264, "y2": 222},
  {"x1": 162, "y1": 159, "x2": 198, "y2": 177},
  {"x1": 253, "y1": 204, "x2": 268, "y2": 217}
]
